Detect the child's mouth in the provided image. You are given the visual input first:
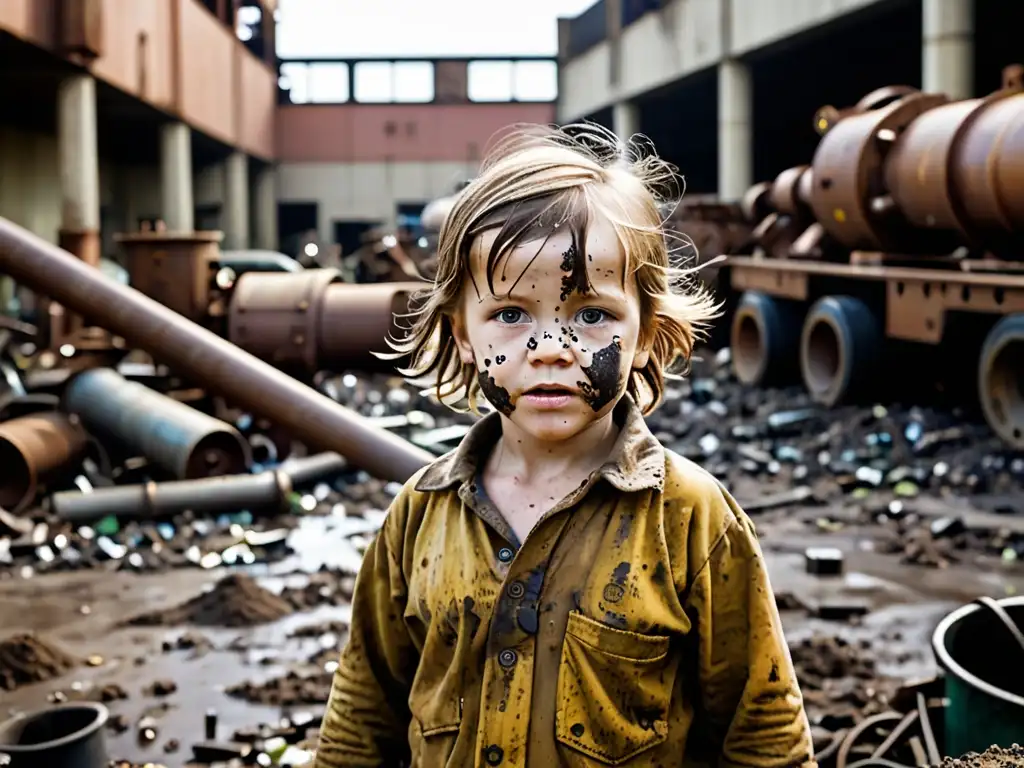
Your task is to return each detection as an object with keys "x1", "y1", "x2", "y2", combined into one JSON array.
[{"x1": 522, "y1": 385, "x2": 577, "y2": 408}]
